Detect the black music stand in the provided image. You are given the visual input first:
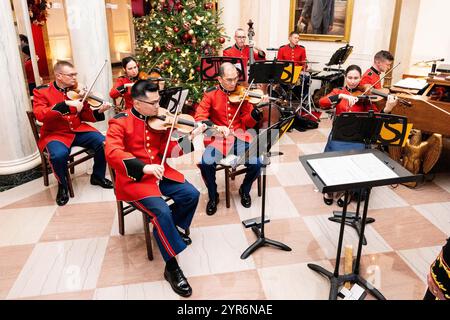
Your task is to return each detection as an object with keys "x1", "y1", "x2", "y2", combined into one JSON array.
[
  {"x1": 240, "y1": 115, "x2": 296, "y2": 259},
  {"x1": 200, "y1": 56, "x2": 245, "y2": 82},
  {"x1": 248, "y1": 60, "x2": 293, "y2": 157},
  {"x1": 300, "y1": 149, "x2": 422, "y2": 300},
  {"x1": 325, "y1": 44, "x2": 353, "y2": 69},
  {"x1": 159, "y1": 86, "x2": 184, "y2": 113},
  {"x1": 328, "y1": 111, "x2": 410, "y2": 245}
]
